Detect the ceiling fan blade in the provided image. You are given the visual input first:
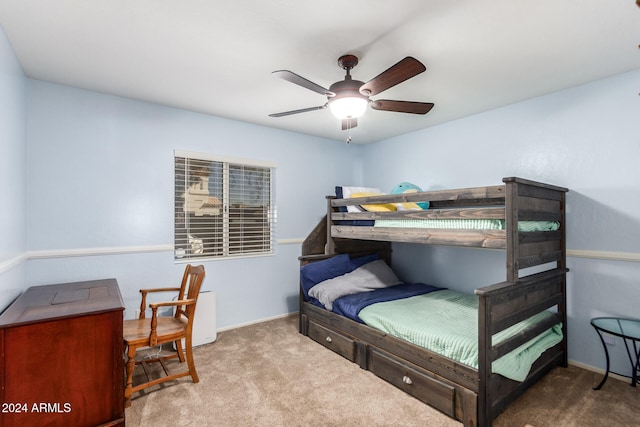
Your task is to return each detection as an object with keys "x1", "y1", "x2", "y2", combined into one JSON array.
[
  {"x1": 341, "y1": 117, "x2": 358, "y2": 130},
  {"x1": 359, "y1": 57, "x2": 426, "y2": 97},
  {"x1": 272, "y1": 70, "x2": 335, "y2": 96},
  {"x1": 370, "y1": 100, "x2": 434, "y2": 115},
  {"x1": 269, "y1": 104, "x2": 327, "y2": 117}
]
